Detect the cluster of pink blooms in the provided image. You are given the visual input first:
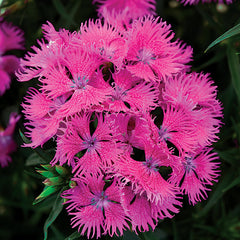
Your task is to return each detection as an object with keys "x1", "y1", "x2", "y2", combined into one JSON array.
[
  {"x1": 0, "y1": 18, "x2": 24, "y2": 96},
  {"x1": 0, "y1": 113, "x2": 20, "y2": 167},
  {"x1": 0, "y1": 18, "x2": 23, "y2": 167},
  {"x1": 178, "y1": 0, "x2": 233, "y2": 5},
  {"x1": 17, "y1": 0, "x2": 222, "y2": 238}
]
